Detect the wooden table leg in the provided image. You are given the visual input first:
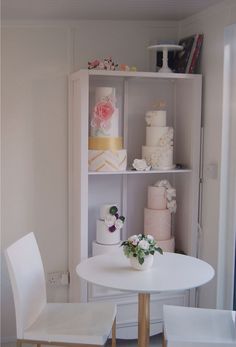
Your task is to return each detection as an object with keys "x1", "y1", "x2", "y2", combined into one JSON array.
[{"x1": 138, "y1": 293, "x2": 150, "y2": 347}]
